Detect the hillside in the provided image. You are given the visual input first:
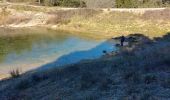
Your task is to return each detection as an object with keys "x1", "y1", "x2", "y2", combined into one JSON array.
[
  {"x1": 0, "y1": 4, "x2": 170, "y2": 38},
  {"x1": 0, "y1": 3, "x2": 170, "y2": 100},
  {"x1": 0, "y1": 33, "x2": 170, "y2": 100},
  {"x1": 1, "y1": 0, "x2": 170, "y2": 7}
]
